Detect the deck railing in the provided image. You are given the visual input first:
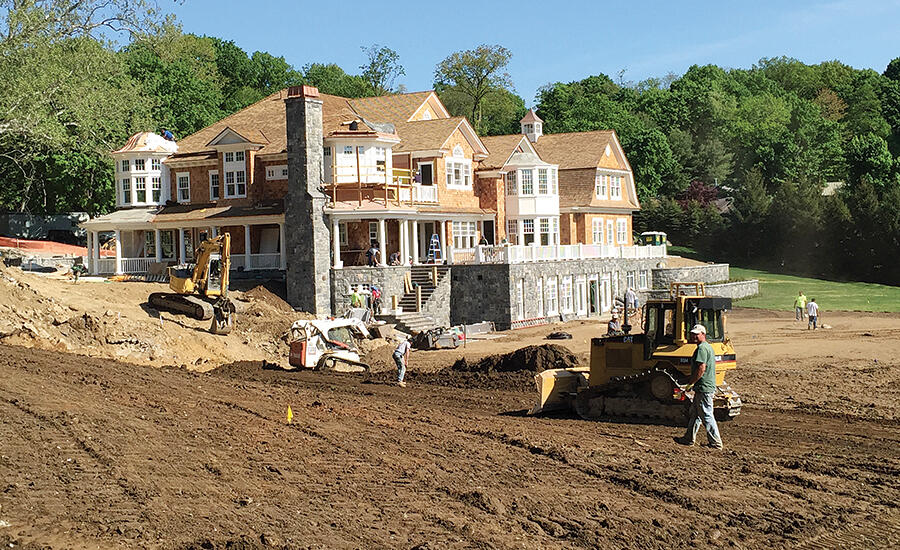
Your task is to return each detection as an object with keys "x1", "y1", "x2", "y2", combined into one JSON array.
[{"x1": 447, "y1": 244, "x2": 667, "y2": 265}]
